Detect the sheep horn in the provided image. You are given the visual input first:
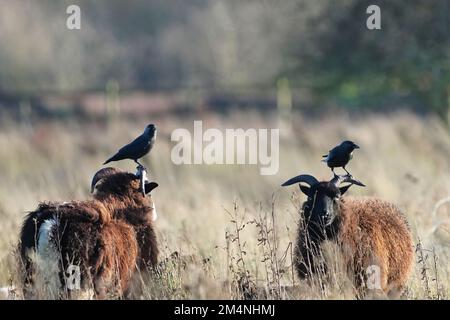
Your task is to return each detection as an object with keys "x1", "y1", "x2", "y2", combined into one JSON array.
[
  {"x1": 135, "y1": 165, "x2": 147, "y2": 196},
  {"x1": 91, "y1": 167, "x2": 123, "y2": 193},
  {"x1": 281, "y1": 174, "x2": 319, "y2": 187},
  {"x1": 331, "y1": 174, "x2": 366, "y2": 187}
]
